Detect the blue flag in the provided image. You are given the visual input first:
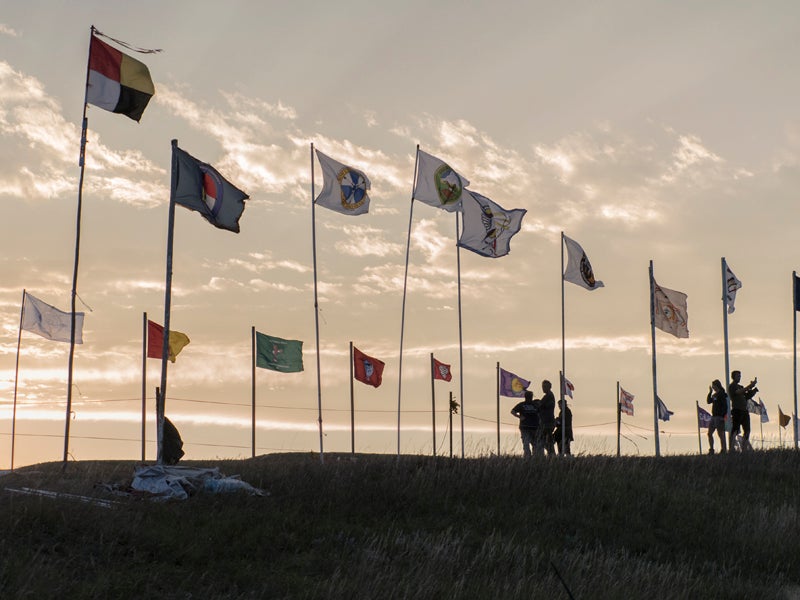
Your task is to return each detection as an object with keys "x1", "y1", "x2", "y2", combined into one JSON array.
[{"x1": 657, "y1": 396, "x2": 674, "y2": 422}]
